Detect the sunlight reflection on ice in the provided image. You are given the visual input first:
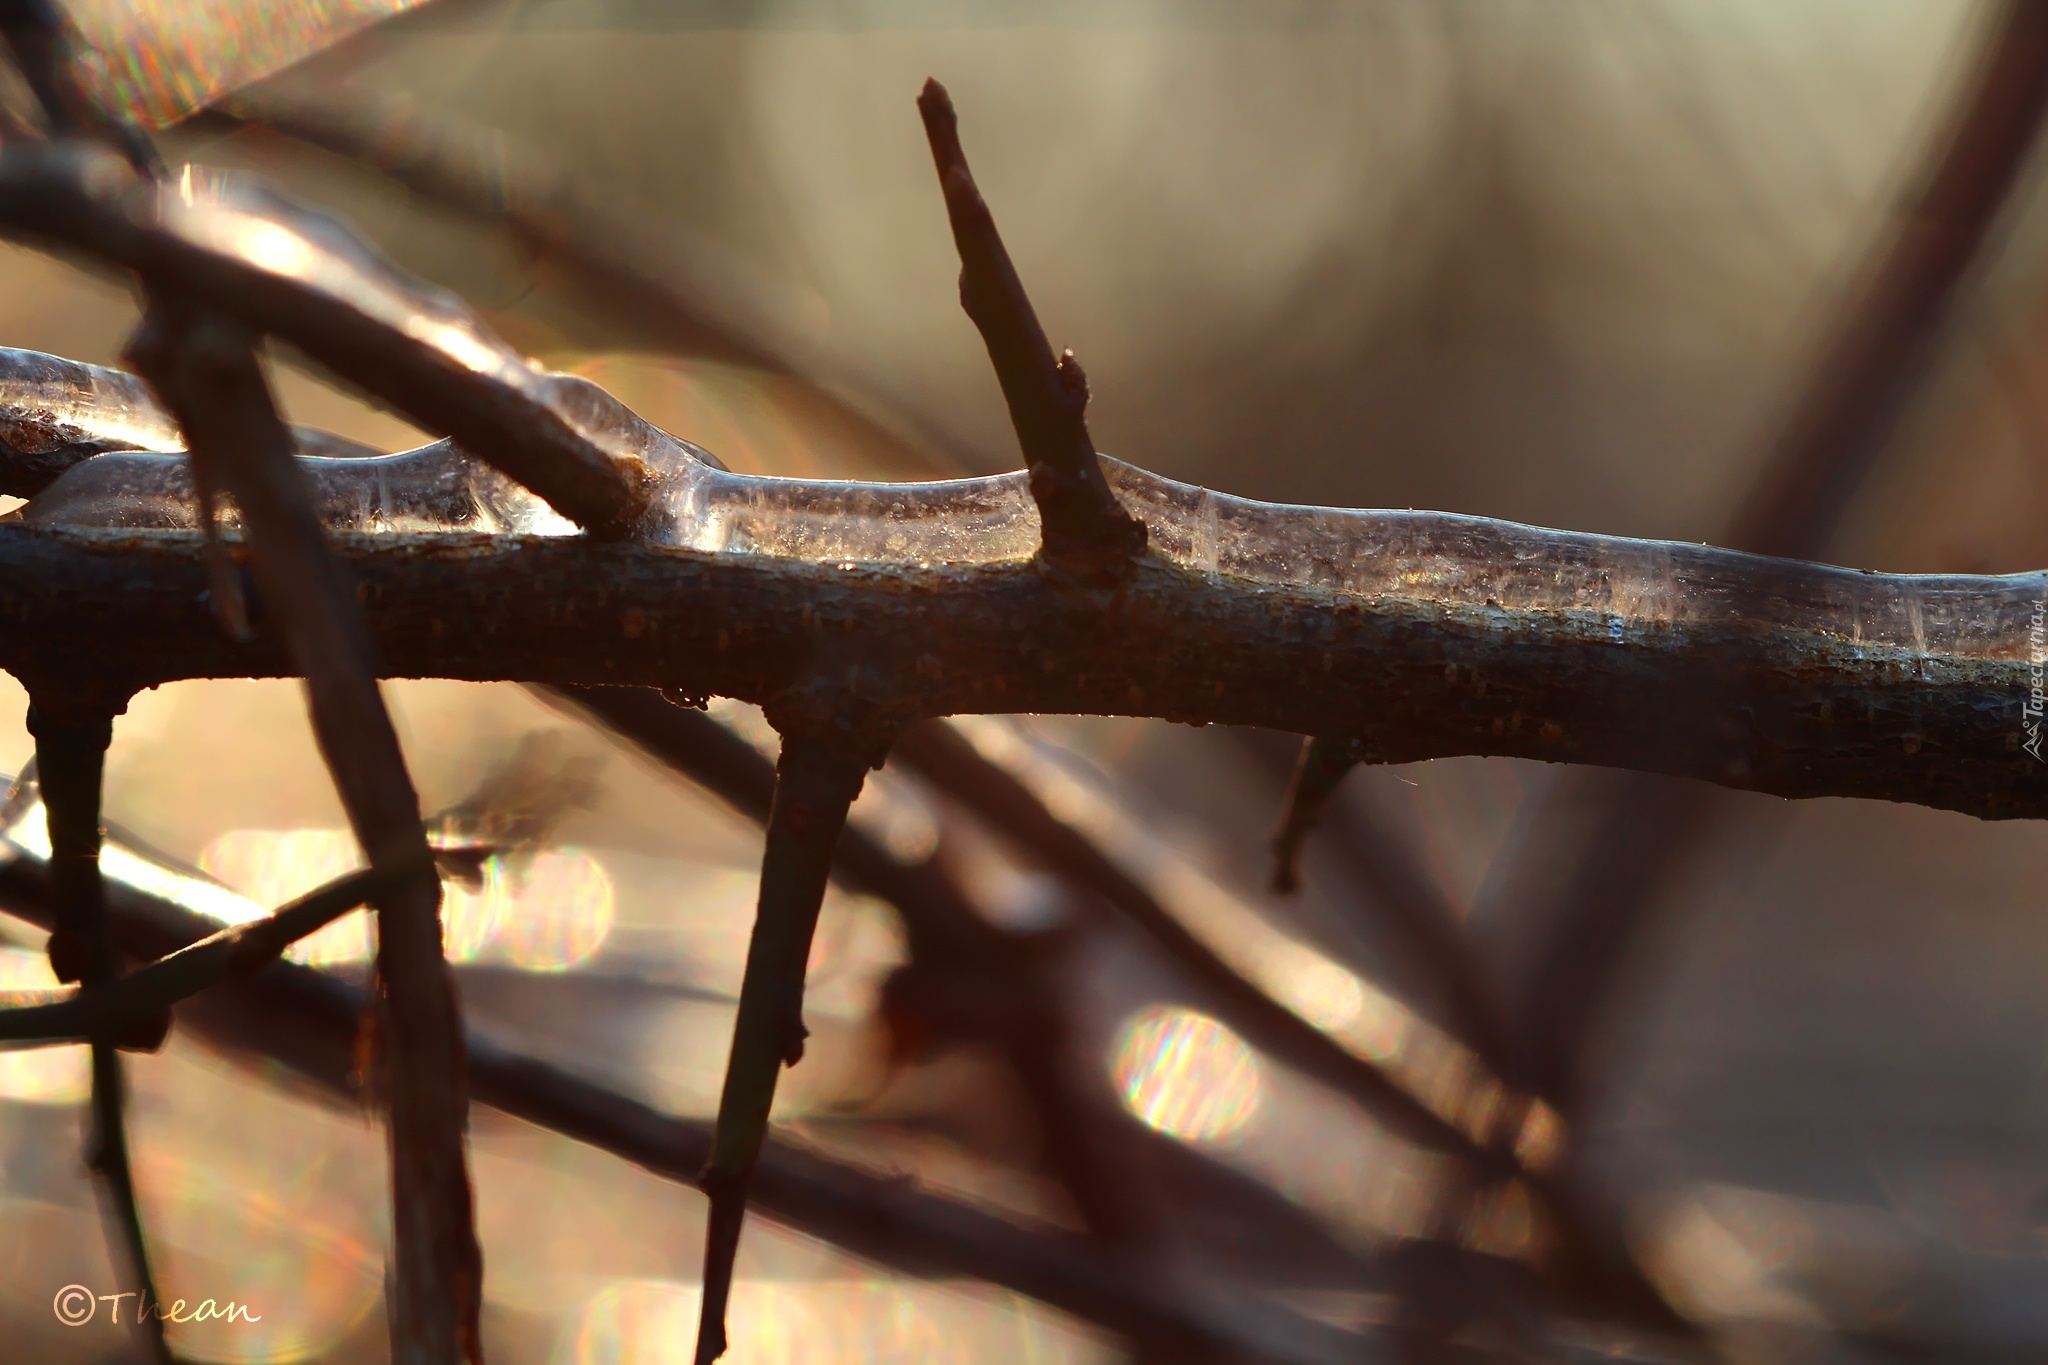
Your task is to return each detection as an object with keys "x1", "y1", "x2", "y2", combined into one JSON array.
[
  {"x1": 0, "y1": 947, "x2": 88, "y2": 1103},
  {"x1": 1111, "y1": 1005, "x2": 1263, "y2": 1144}
]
